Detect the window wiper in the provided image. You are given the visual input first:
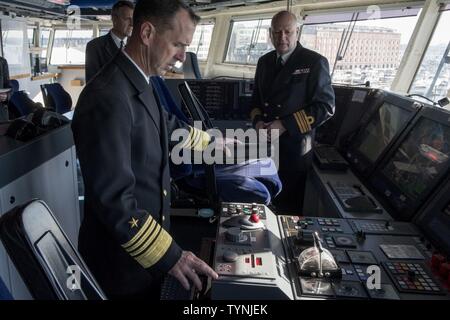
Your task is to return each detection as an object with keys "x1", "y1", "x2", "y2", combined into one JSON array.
[
  {"x1": 331, "y1": 12, "x2": 358, "y2": 77},
  {"x1": 247, "y1": 19, "x2": 262, "y2": 64}
]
